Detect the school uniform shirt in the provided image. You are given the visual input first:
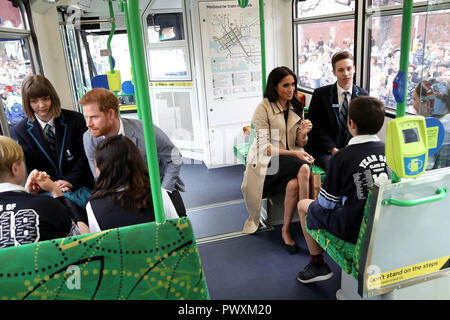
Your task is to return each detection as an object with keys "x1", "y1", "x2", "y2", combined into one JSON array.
[
  {"x1": 86, "y1": 188, "x2": 179, "y2": 233},
  {"x1": 0, "y1": 183, "x2": 80, "y2": 248},
  {"x1": 306, "y1": 135, "x2": 391, "y2": 243}
]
